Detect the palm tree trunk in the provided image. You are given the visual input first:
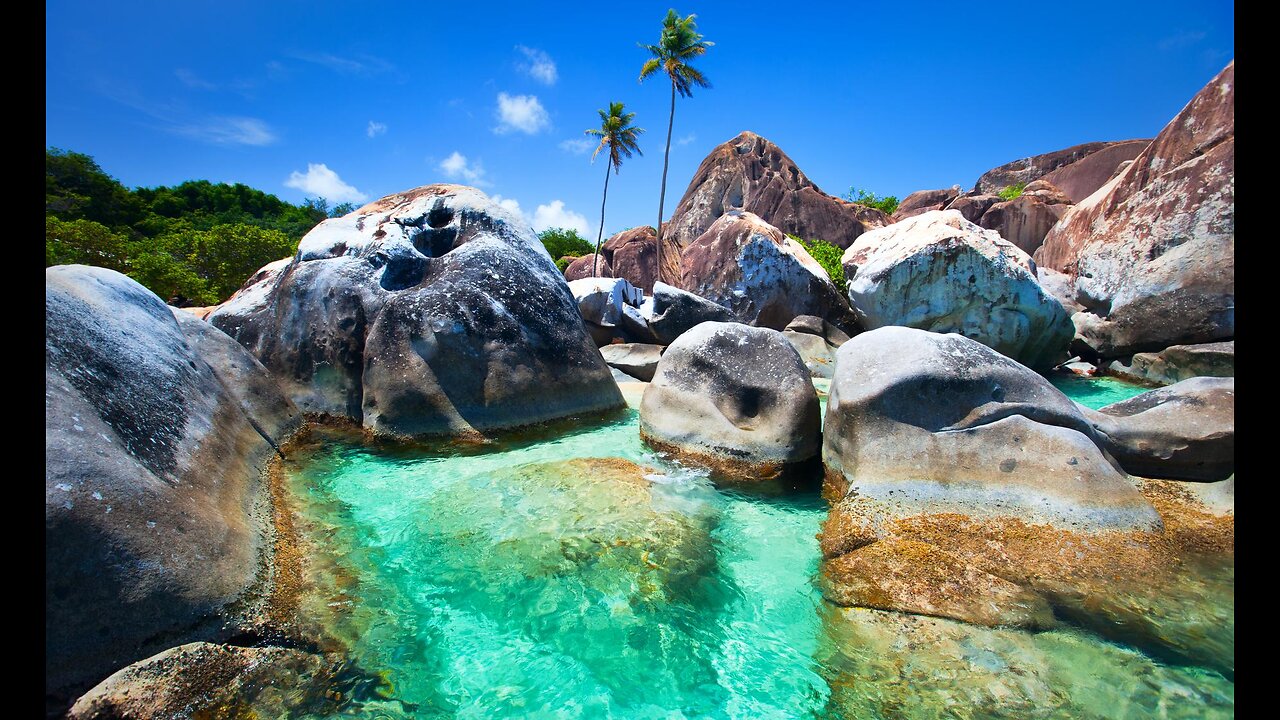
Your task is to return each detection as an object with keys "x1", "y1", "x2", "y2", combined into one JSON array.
[
  {"x1": 593, "y1": 160, "x2": 611, "y2": 278},
  {"x1": 656, "y1": 80, "x2": 676, "y2": 286}
]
